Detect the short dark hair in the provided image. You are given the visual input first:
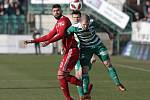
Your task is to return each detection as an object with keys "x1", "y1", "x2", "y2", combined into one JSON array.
[
  {"x1": 72, "y1": 10, "x2": 81, "y2": 17},
  {"x1": 52, "y1": 4, "x2": 61, "y2": 9}
]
